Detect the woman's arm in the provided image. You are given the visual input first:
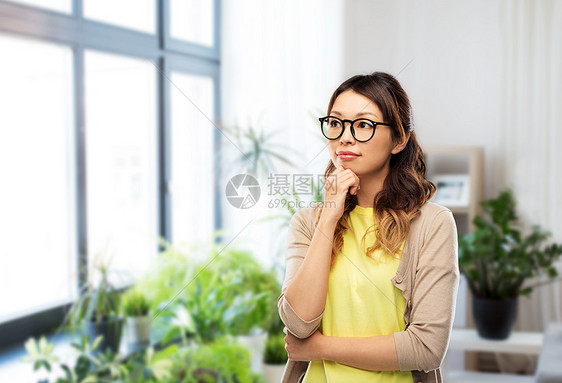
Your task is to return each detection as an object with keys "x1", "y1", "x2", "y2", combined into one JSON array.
[
  {"x1": 285, "y1": 330, "x2": 400, "y2": 371},
  {"x1": 282, "y1": 209, "x2": 338, "y2": 322},
  {"x1": 279, "y1": 166, "x2": 360, "y2": 337}
]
